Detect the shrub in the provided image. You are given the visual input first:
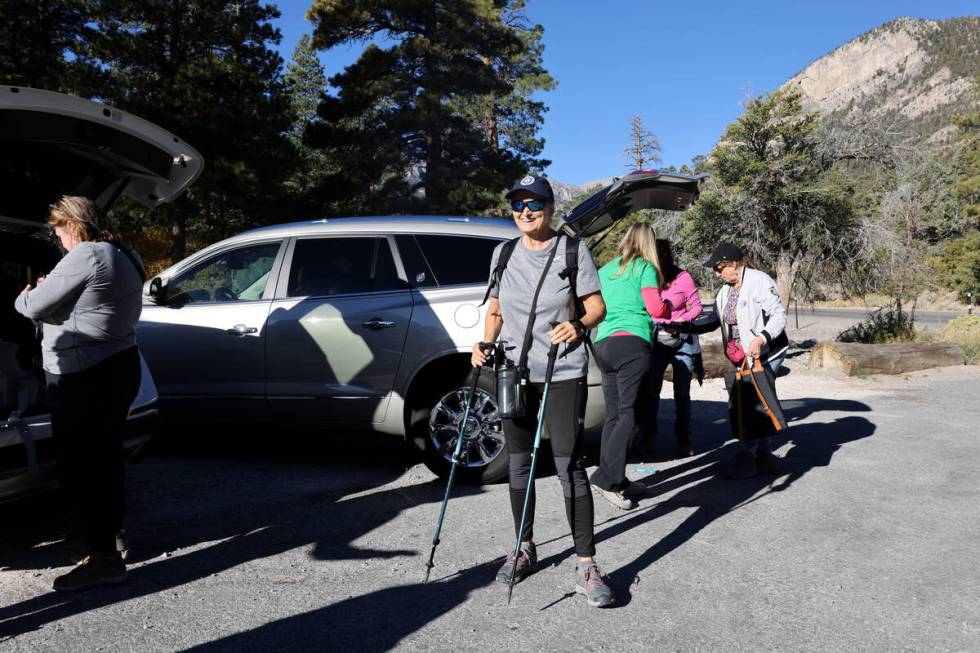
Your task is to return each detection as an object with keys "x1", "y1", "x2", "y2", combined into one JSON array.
[
  {"x1": 929, "y1": 231, "x2": 980, "y2": 305},
  {"x1": 939, "y1": 315, "x2": 980, "y2": 364},
  {"x1": 836, "y1": 304, "x2": 916, "y2": 343}
]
